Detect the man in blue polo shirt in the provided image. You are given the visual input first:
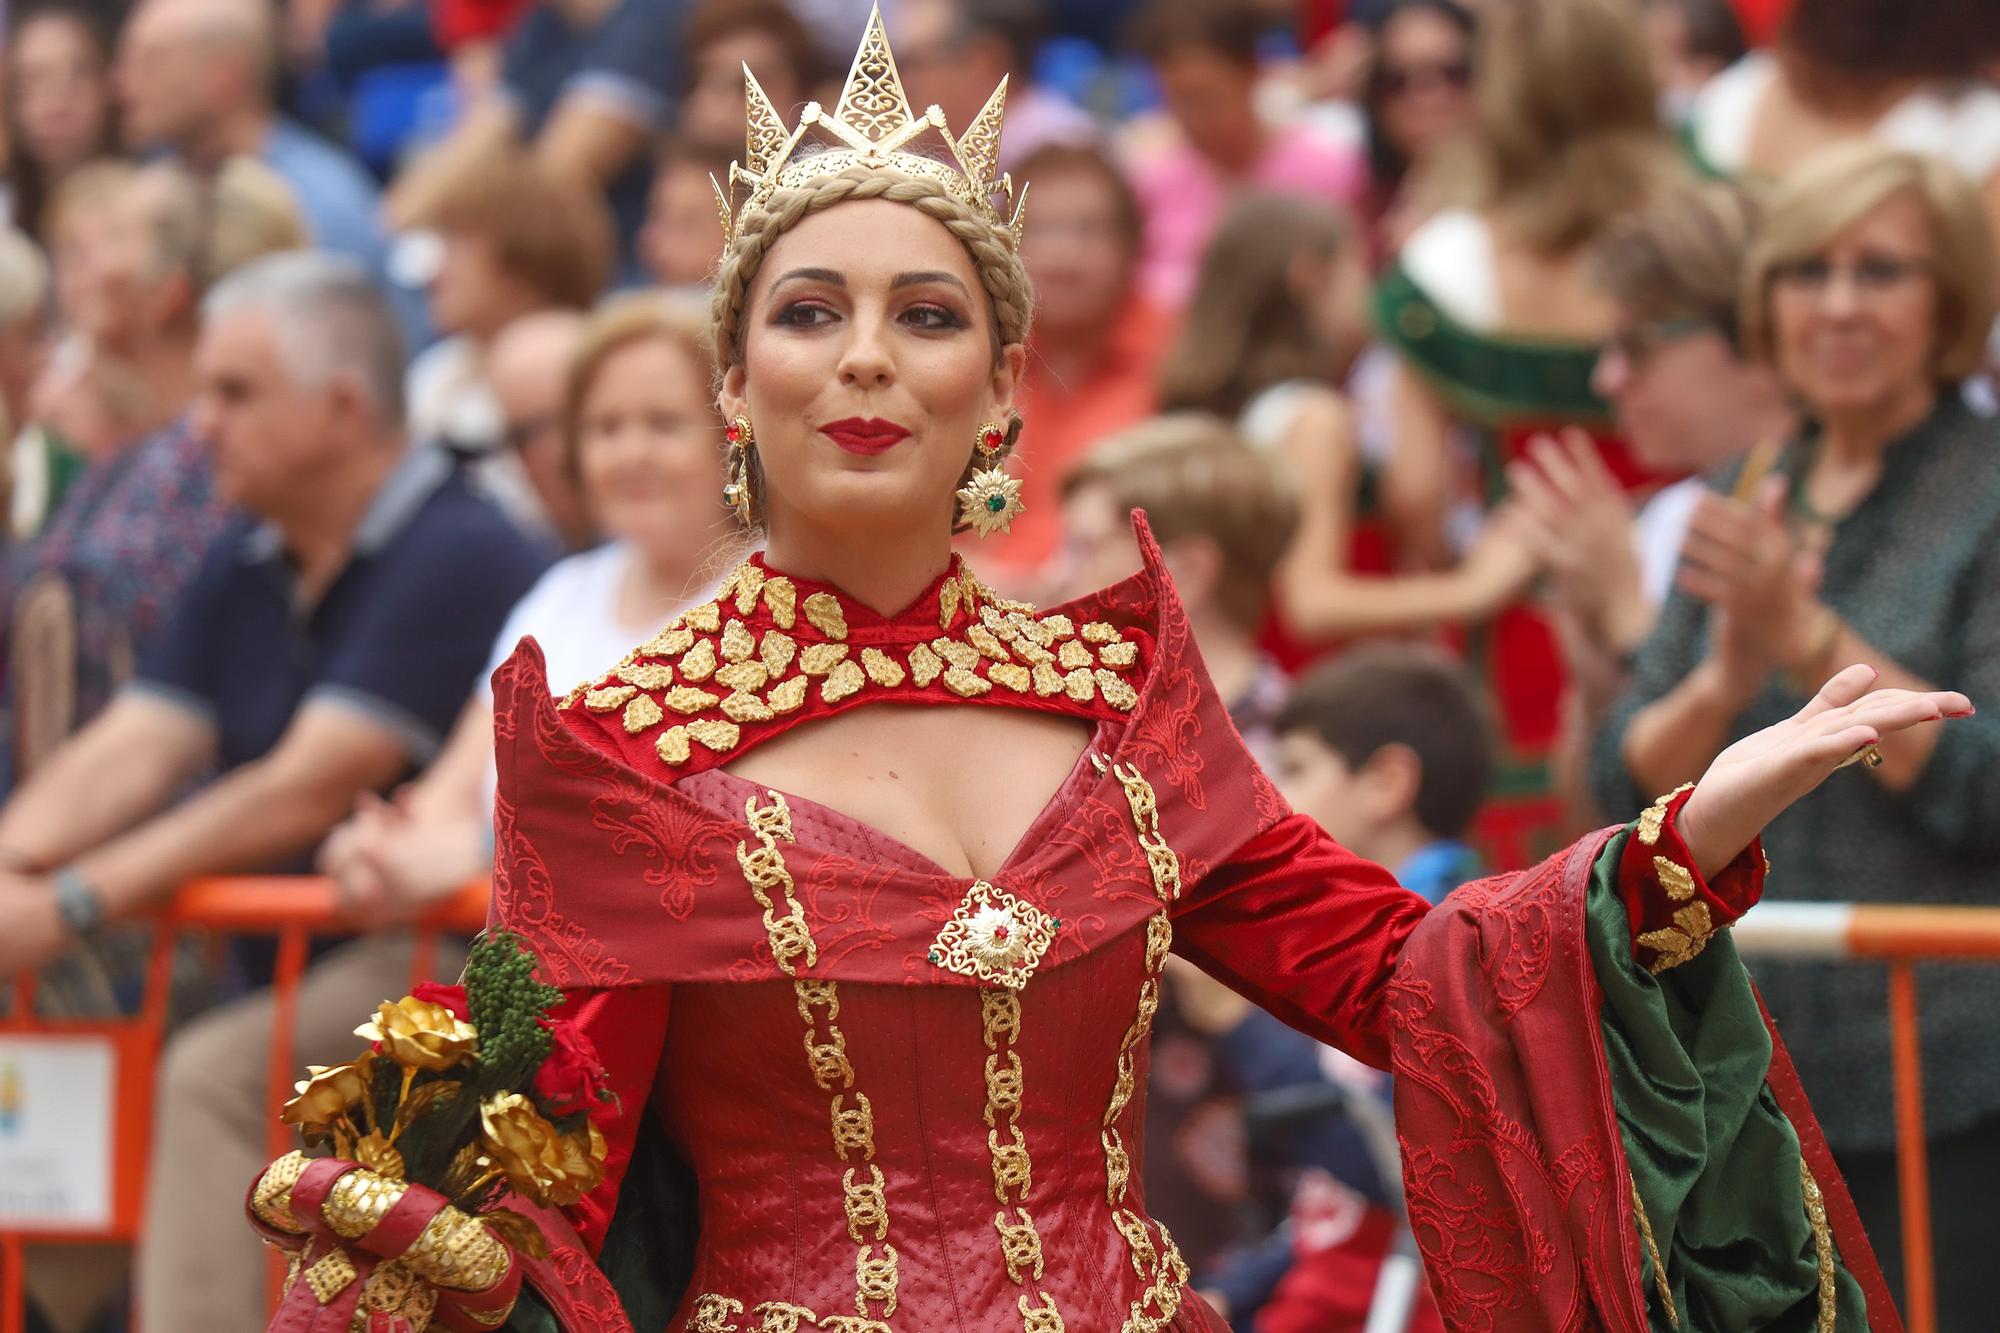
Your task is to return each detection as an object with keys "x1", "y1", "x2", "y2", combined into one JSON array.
[{"x1": 0, "y1": 253, "x2": 548, "y2": 1329}]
